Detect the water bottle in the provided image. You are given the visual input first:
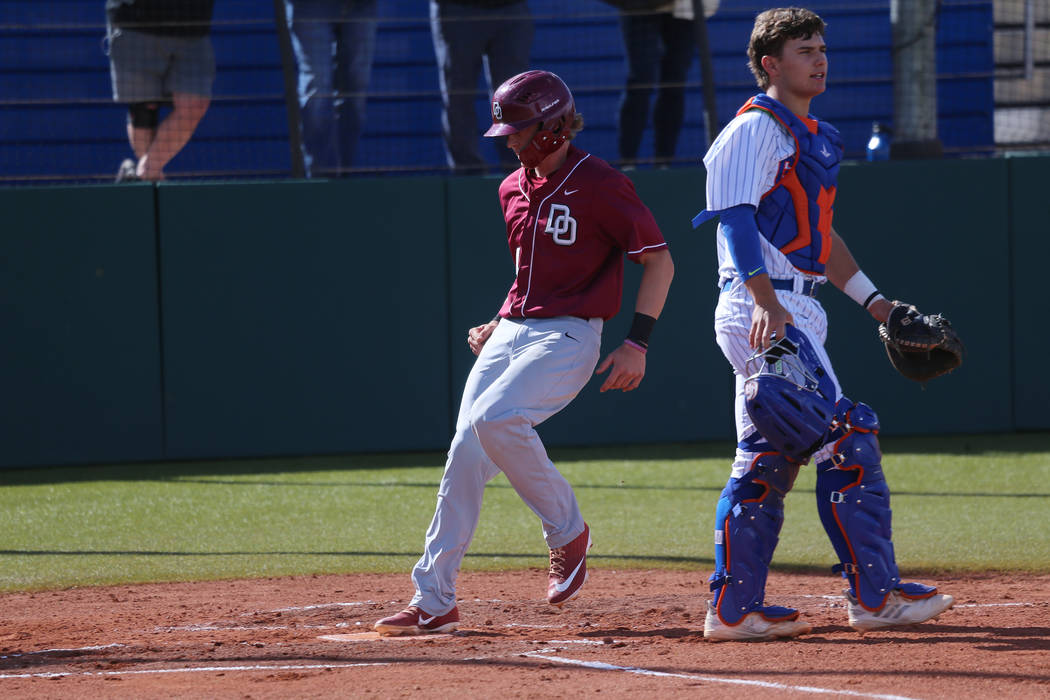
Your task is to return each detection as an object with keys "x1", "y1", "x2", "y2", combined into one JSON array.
[{"x1": 866, "y1": 122, "x2": 891, "y2": 162}]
